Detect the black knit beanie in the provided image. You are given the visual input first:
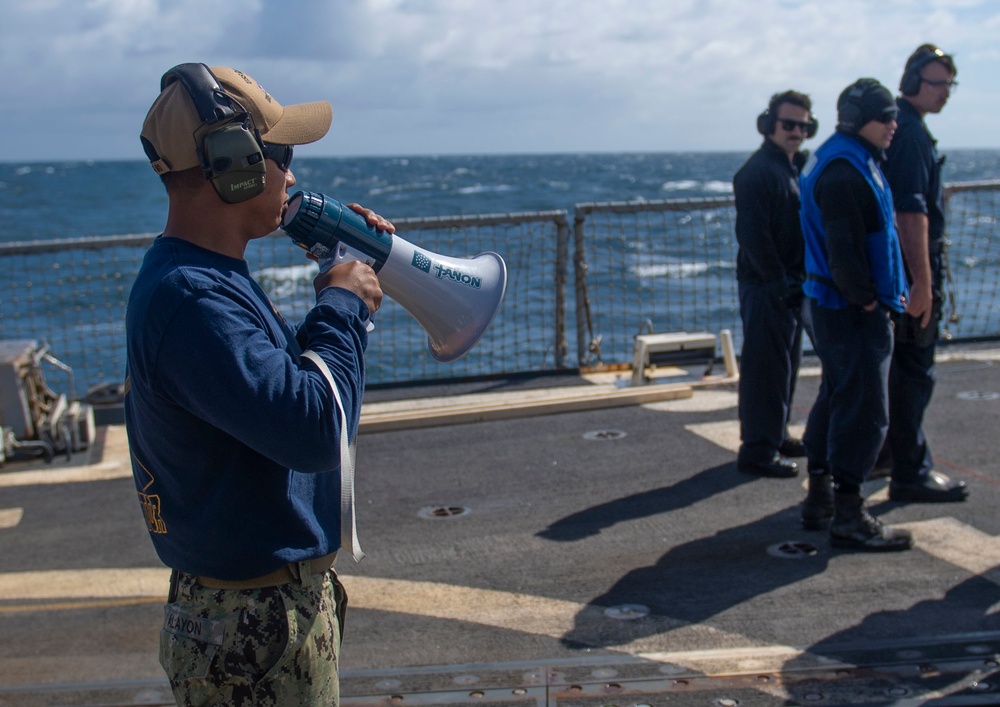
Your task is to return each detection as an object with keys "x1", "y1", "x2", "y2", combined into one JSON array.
[{"x1": 836, "y1": 78, "x2": 898, "y2": 134}]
